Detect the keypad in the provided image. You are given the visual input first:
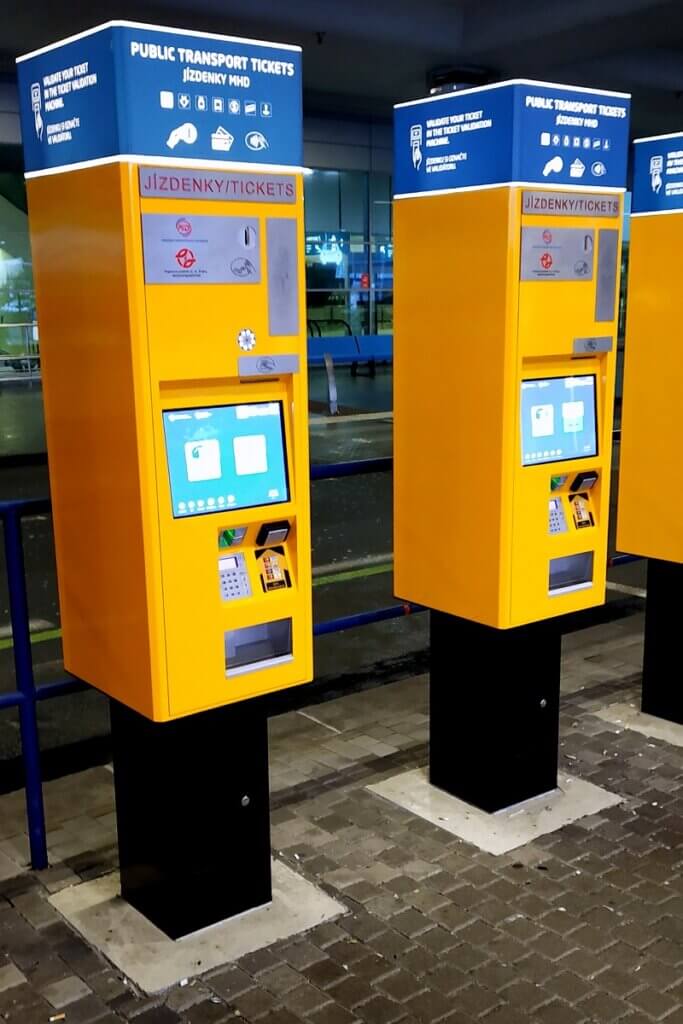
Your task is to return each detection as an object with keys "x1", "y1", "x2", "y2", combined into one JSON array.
[
  {"x1": 548, "y1": 498, "x2": 569, "y2": 535},
  {"x1": 218, "y1": 553, "x2": 252, "y2": 601}
]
